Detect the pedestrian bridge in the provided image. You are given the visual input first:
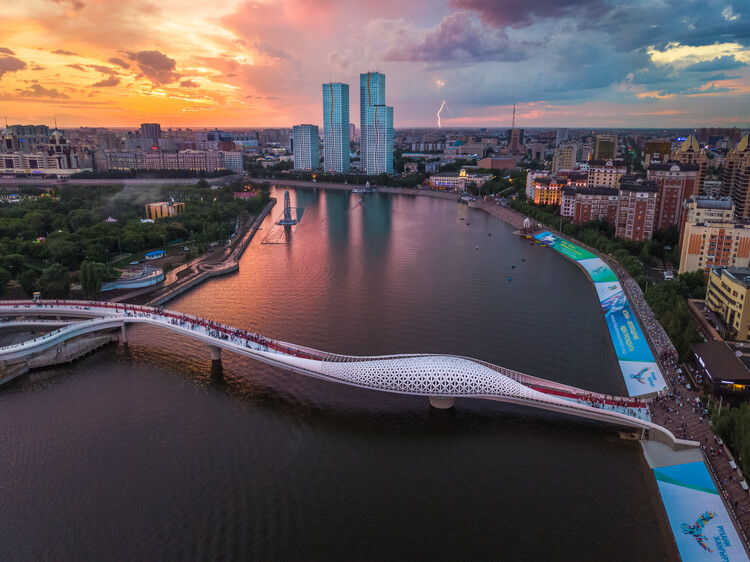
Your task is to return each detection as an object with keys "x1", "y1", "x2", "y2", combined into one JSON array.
[{"x1": 0, "y1": 300, "x2": 697, "y2": 450}]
